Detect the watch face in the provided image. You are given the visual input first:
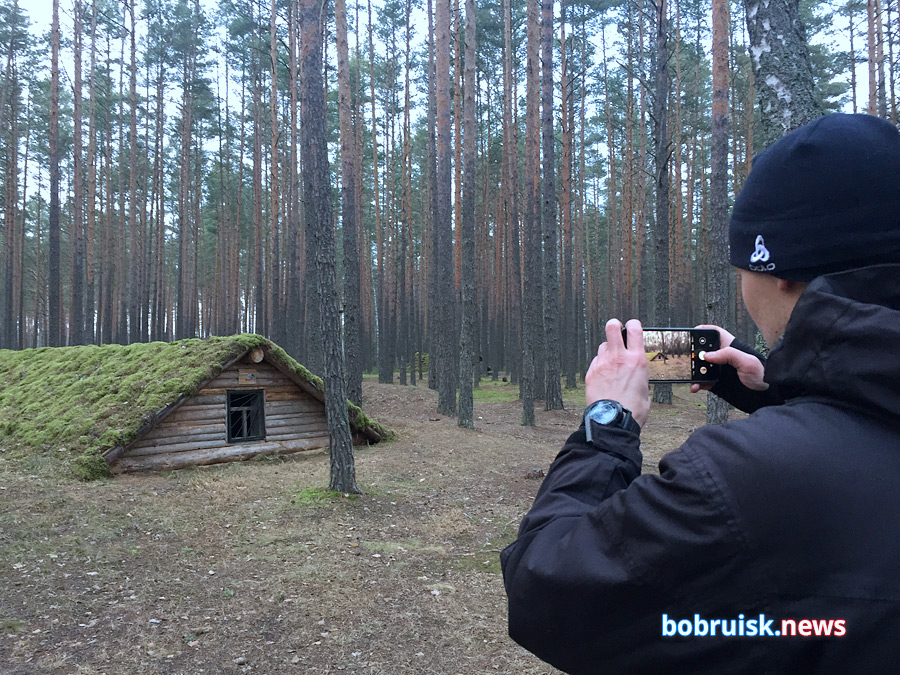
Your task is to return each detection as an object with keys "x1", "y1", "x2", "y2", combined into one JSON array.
[{"x1": 590, "y1": 400, "x2": 619, "y2": 425}]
